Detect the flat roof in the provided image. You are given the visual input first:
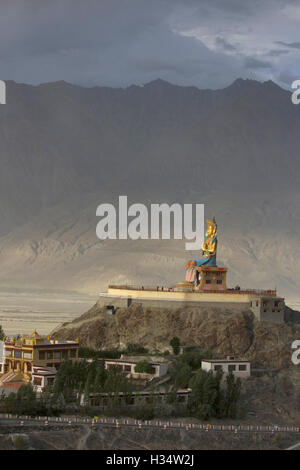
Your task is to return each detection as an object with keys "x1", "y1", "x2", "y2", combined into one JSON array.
[
  {"x1": 107, "y1": 285, "x2": 277, "y2": 296},
  {"x1": 104, "y1": 357, "x2": 169, "y2": 366},
  {"x1": 5, "y1": 341, "x2": 78, "y2": 348},
  {"x1": 32, "y1": 371, "x2": 56, "y2": 376},
  {"x1": 202, "y1": 359, "x2": 250, "y2": 364},
  {"x1": 88, "y1": 388, "x2": 192, "y2": 397}
]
